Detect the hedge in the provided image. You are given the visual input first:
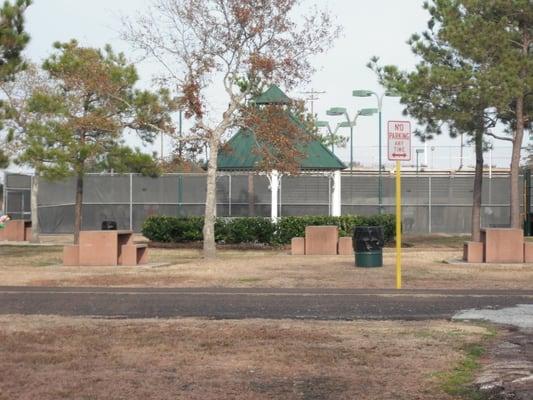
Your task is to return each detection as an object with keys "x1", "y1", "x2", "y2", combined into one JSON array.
[{"x1": 142, "y1": 214, "x2": 395, "y2": 245}]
